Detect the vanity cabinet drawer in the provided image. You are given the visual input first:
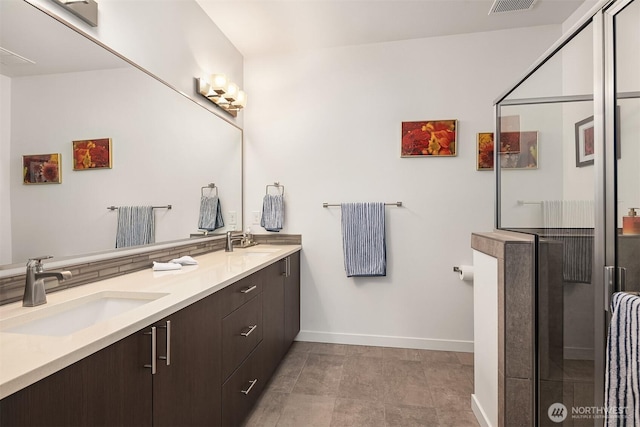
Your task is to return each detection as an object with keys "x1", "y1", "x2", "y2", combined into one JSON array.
[
  {"x1": 219, "y1": 272, "x2": 263, "y2": 318},
  {"x1": 222, "y1": 344, "x2": 265, "y2": 427},
  {"x1": 221, "y1": 293, "x2": 263, "y2": 380}
]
